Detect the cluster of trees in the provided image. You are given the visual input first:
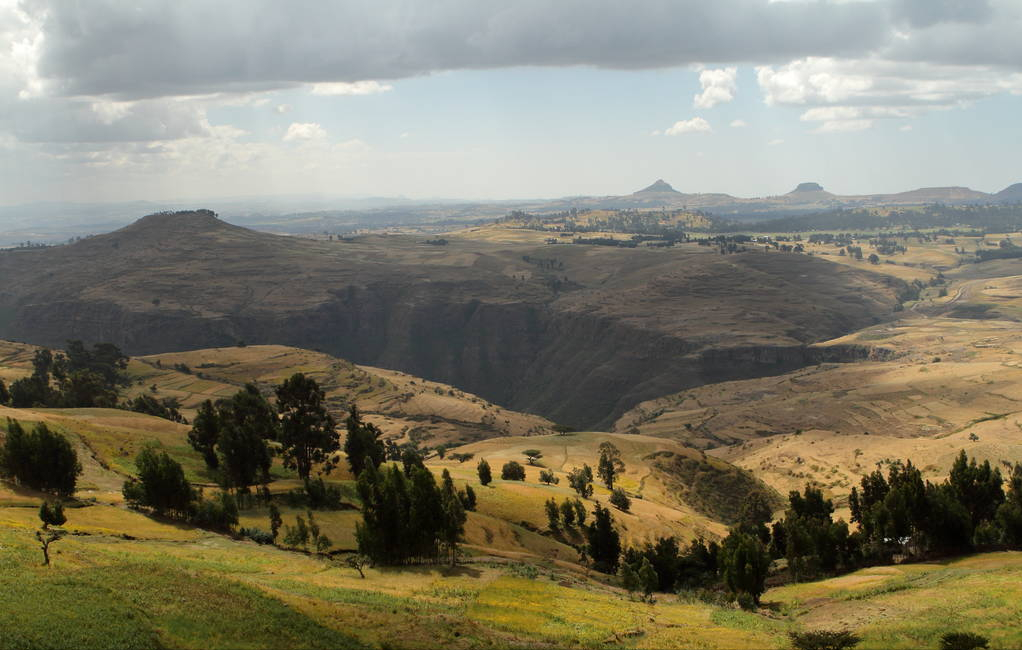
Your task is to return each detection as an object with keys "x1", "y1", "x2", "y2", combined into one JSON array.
[
  {"x1": 355, "y1": 465, "x2": 469, "y2": 566},
  {"x1": 122, "y1": 445, "x2": 239, "y2": 532},
  {"x1": 187, "y1": 374, "x2": 338, "y2": 493},
  {"x1": 124, "y1": 393, "x2": 187, "y2": 423},
  {"x1": 6, "y1": 342, "x2": 128, "y2": 409},
  {"x1": 544, "y1": 496, "x2": 587, "y2": 533},
  {"x1": 849, "y1": 452, "x2": 1022, "y2": 559},
  {"x1": 0, "y1": 419, "x2": 81, "y2": 496}
]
